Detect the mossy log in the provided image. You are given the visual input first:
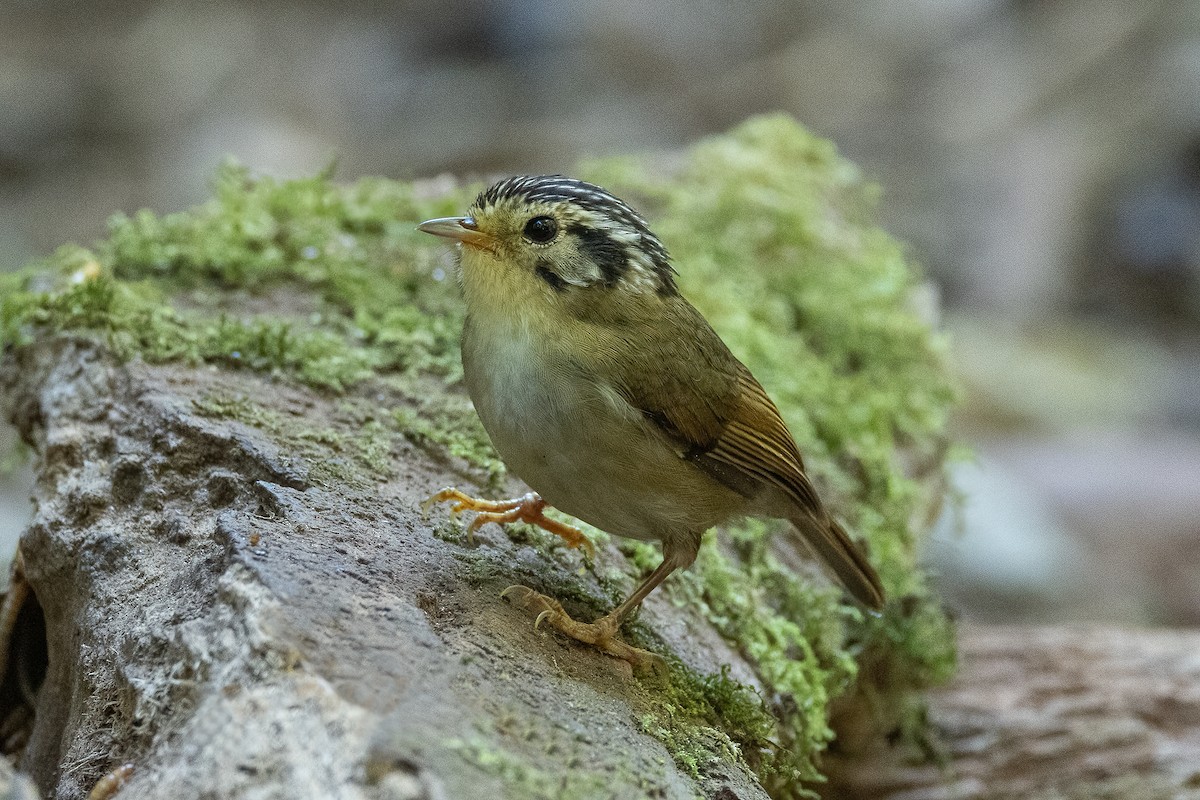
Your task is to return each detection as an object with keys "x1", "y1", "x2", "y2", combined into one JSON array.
[
  {"x1": 4, "y1": 341, "x2": 1200, "y2": 800},
  {"x1": 1, "y1": 336, "x2": 780, "y2": 799},
  {"x1": 5, "y1": 114, "x2": 1194, "y2": 800},
  {"x1": 0, "y1": 117, "x2": 968, "y2": 798}
]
